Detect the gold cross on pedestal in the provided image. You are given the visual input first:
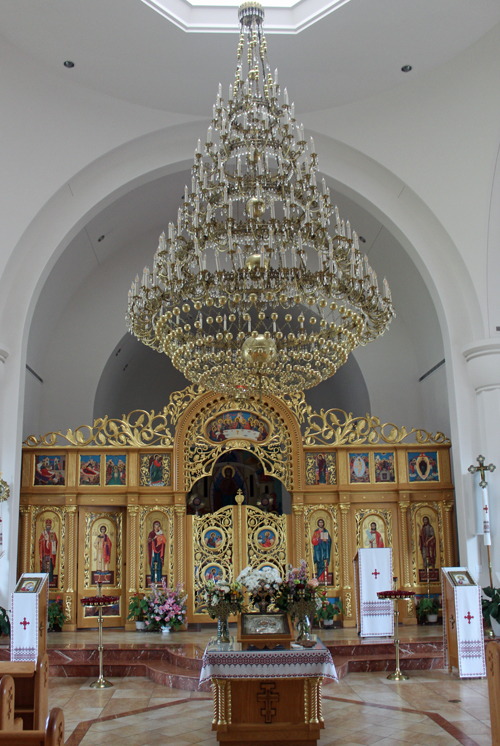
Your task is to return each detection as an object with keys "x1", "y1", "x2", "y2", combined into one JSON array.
[
  {"x1": 257, "y1": 682, "x2": 279, "y2": 723},
  {"x1": 468, "y1": 455, "x2": 496, "y2": 488}
]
